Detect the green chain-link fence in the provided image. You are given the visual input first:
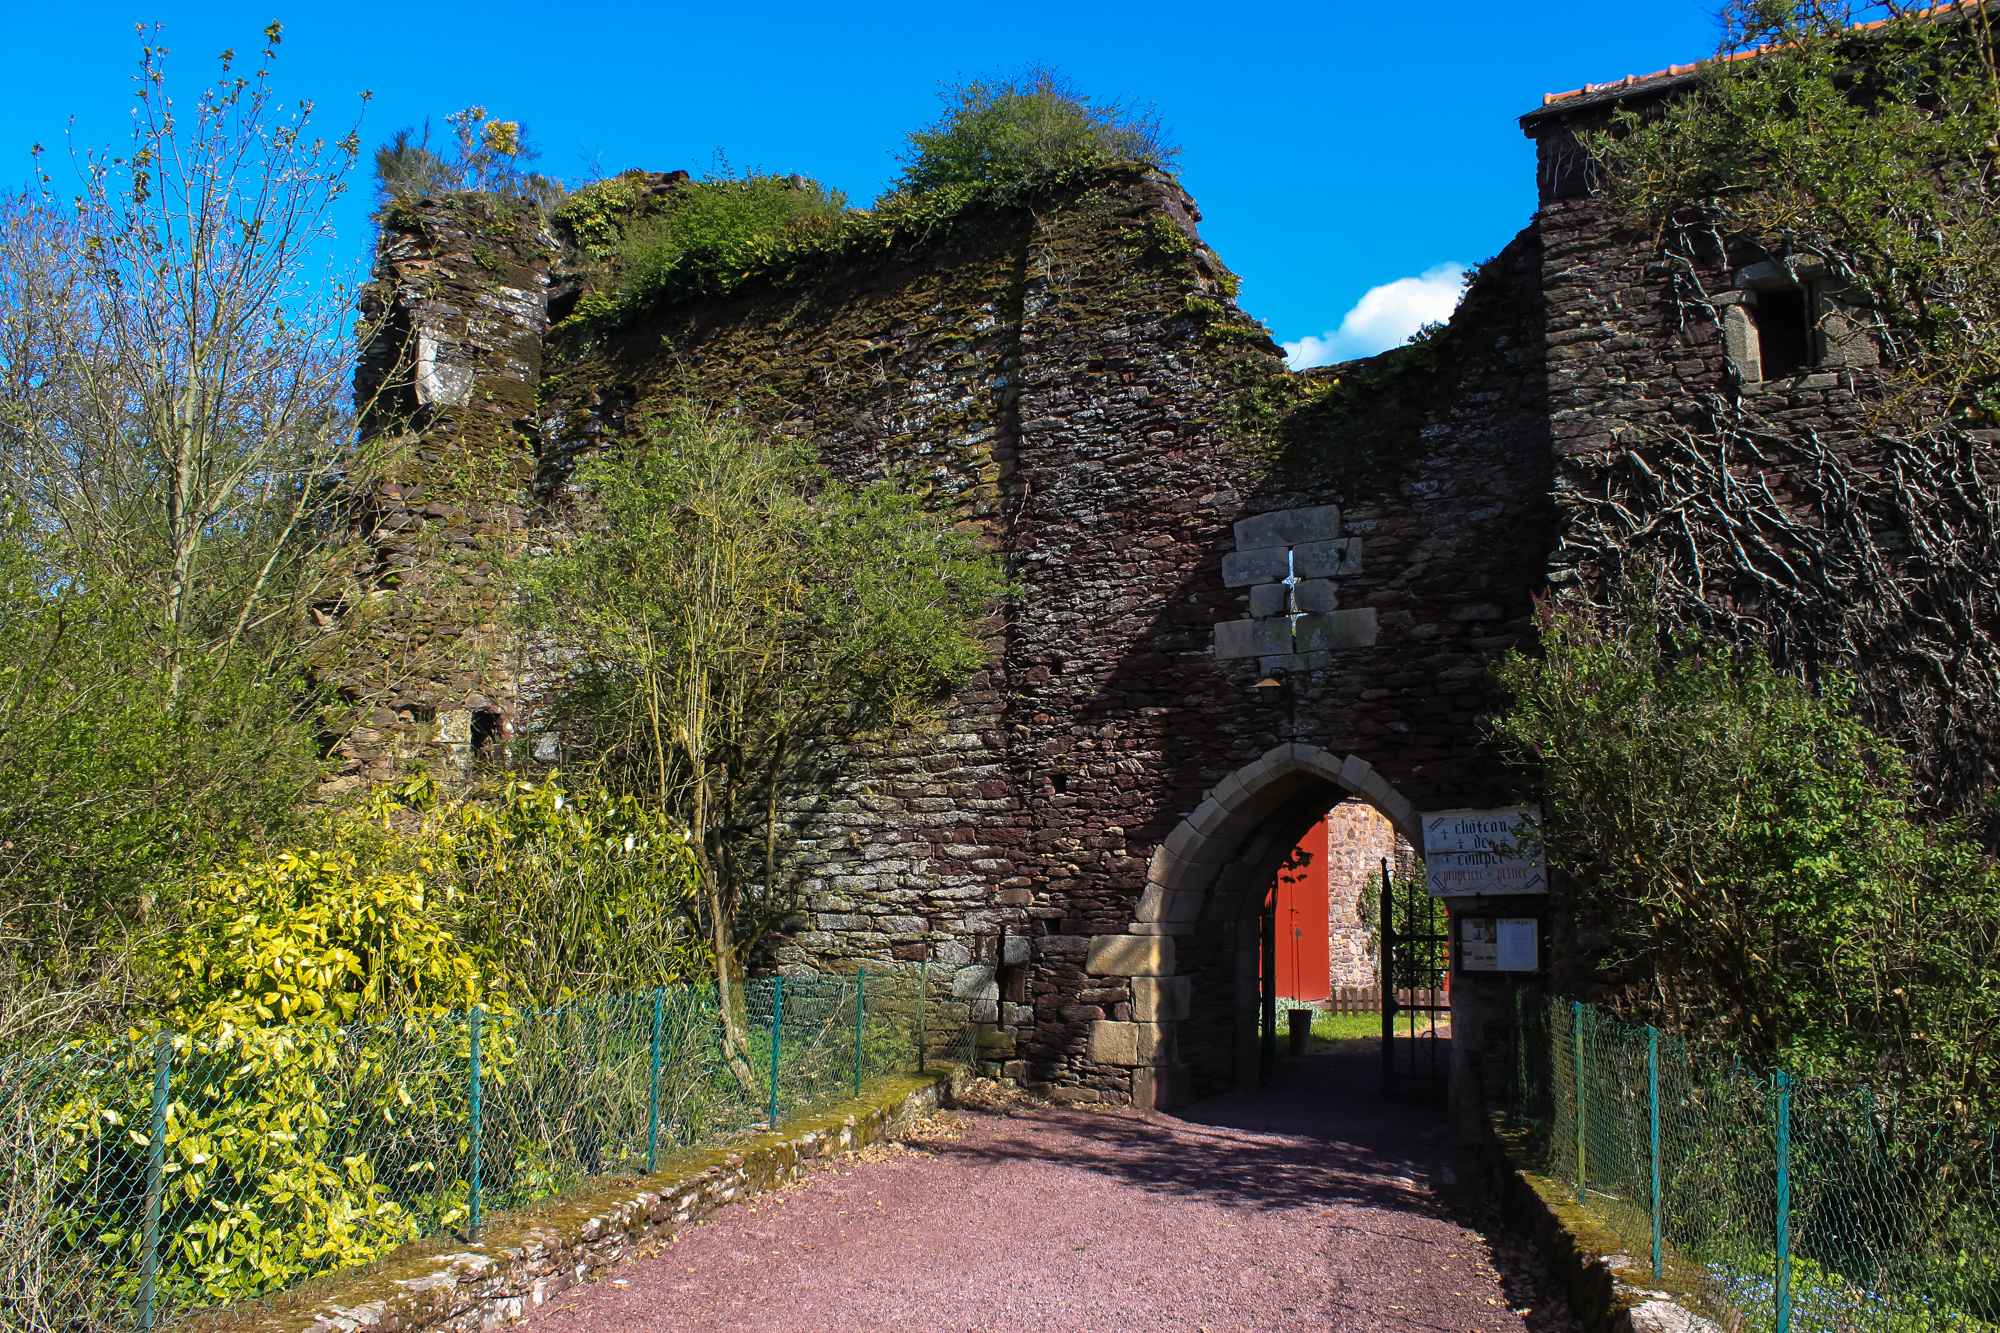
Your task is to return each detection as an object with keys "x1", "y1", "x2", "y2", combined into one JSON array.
[
  {"x1": 1508, "y1": 990, "x2": 2000, "y2": 1333},
  {"x1": 0, "y1": 969, "x2": 976, "y2": 1333}
]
